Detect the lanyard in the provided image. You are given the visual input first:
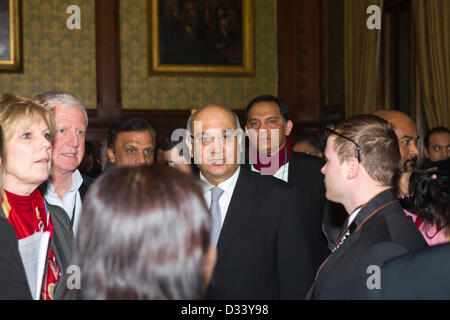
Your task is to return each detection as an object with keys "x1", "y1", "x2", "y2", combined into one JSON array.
[{"x1": 315, "y1": 198, "x2": 399, "y2": 279}]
